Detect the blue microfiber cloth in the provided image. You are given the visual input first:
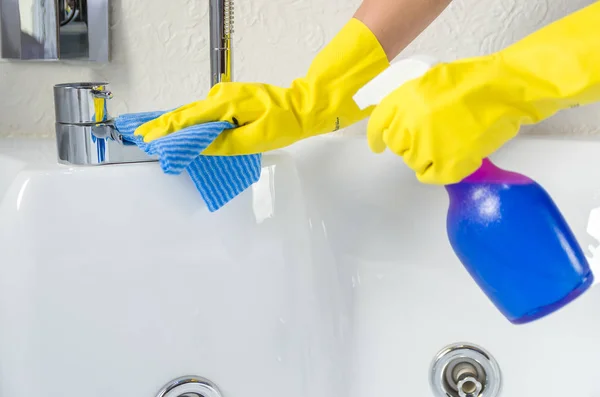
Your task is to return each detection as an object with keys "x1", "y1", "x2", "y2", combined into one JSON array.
[{"x1": 115, "y1": 110, "x2": 262, "y2": 212}]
